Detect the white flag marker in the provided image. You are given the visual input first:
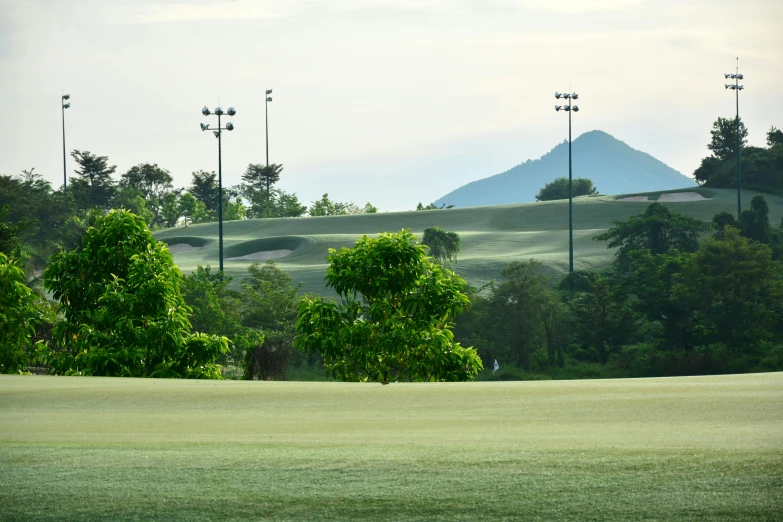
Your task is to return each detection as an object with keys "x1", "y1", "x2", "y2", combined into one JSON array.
[{"x1": 493, "y1": 359, "x2": 499, "y2": 374}]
